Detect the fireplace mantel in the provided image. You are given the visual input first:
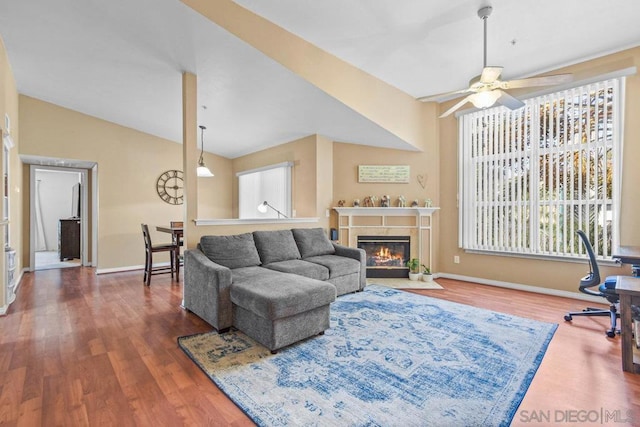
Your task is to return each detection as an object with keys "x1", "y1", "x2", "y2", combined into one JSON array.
[
  {"x1": 334, "y1": 207, "x2": 439, "y2": 216},
  {"x1": 333, "y1": 206, "x2": 439, "y2": 273}
]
